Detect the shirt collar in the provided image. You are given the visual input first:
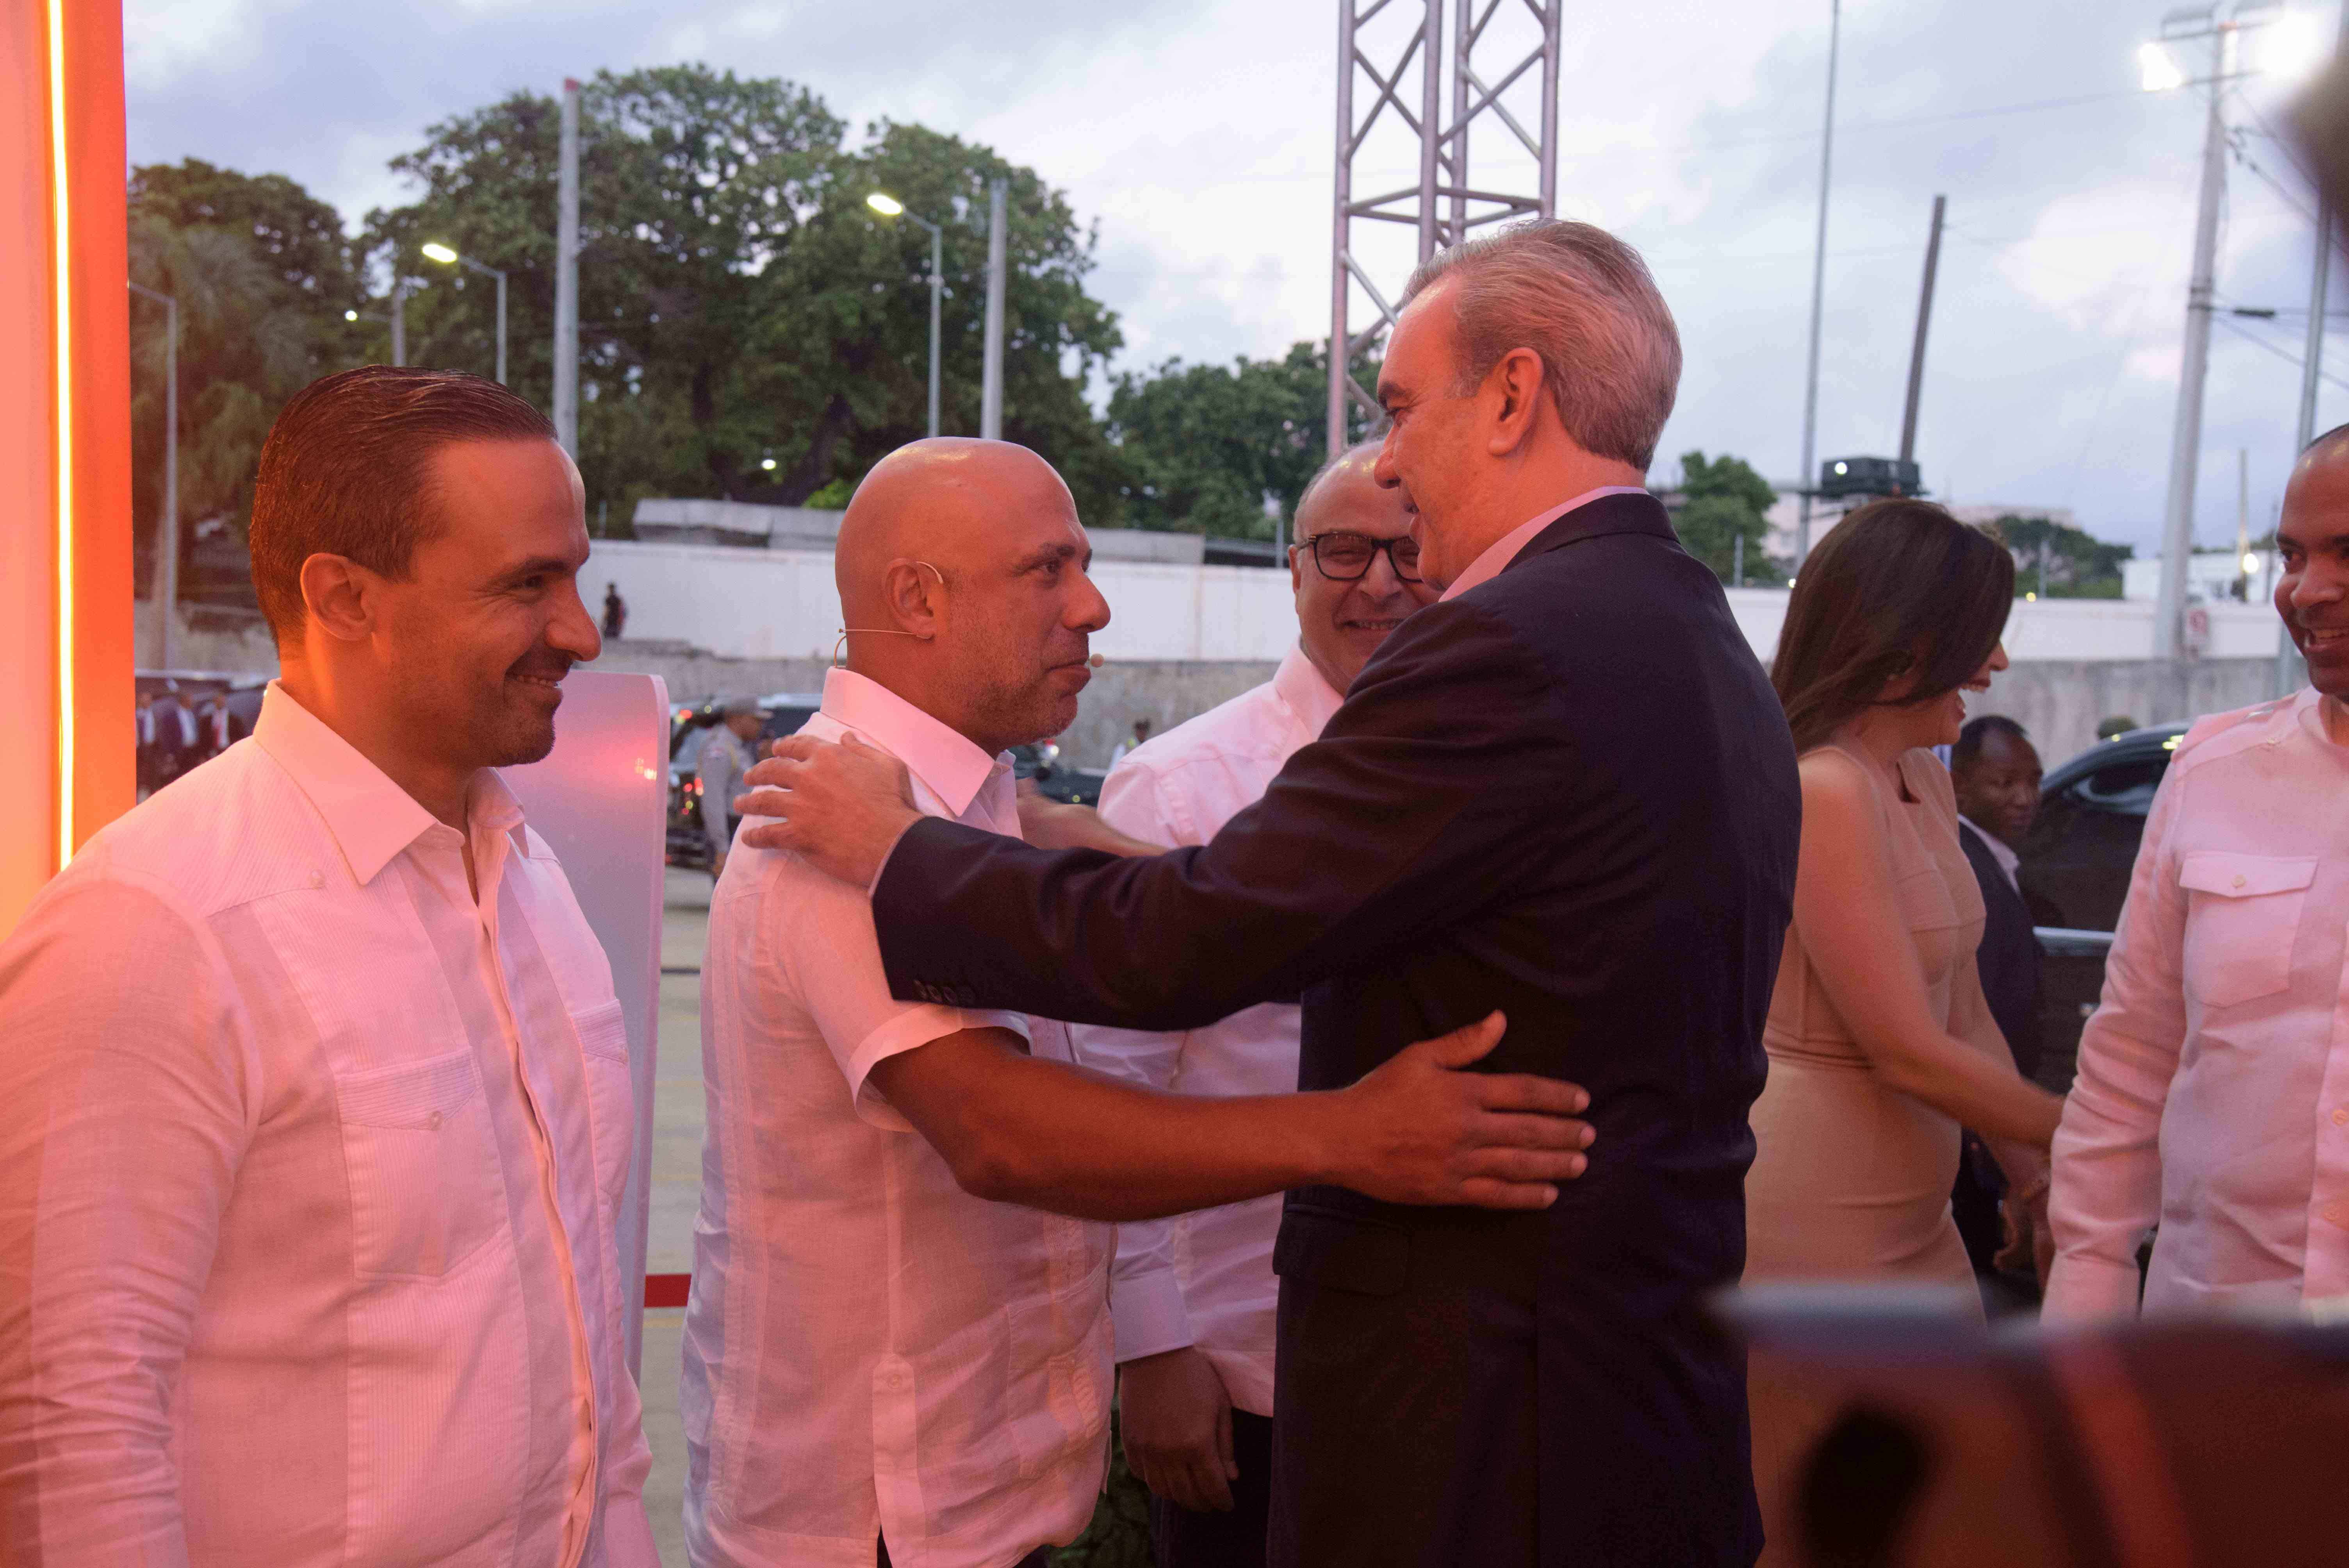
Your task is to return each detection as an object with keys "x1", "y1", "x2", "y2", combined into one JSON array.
[
  {"x1": 252, "y1": 682, "x2": 531, "y2": 885},
  {"x1": 1958, "y1": 813, "x2": 2022, "y2": 889},
  {"x1": 1273, "y1": 643, "x2": 1348, "y2": 739},
  {"x1": 1438, "y1": 485, "x2": 1652, "y2": 602},
  {"x1": 818, "y1": 667, "x2": 1006, "y2": 818}
]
